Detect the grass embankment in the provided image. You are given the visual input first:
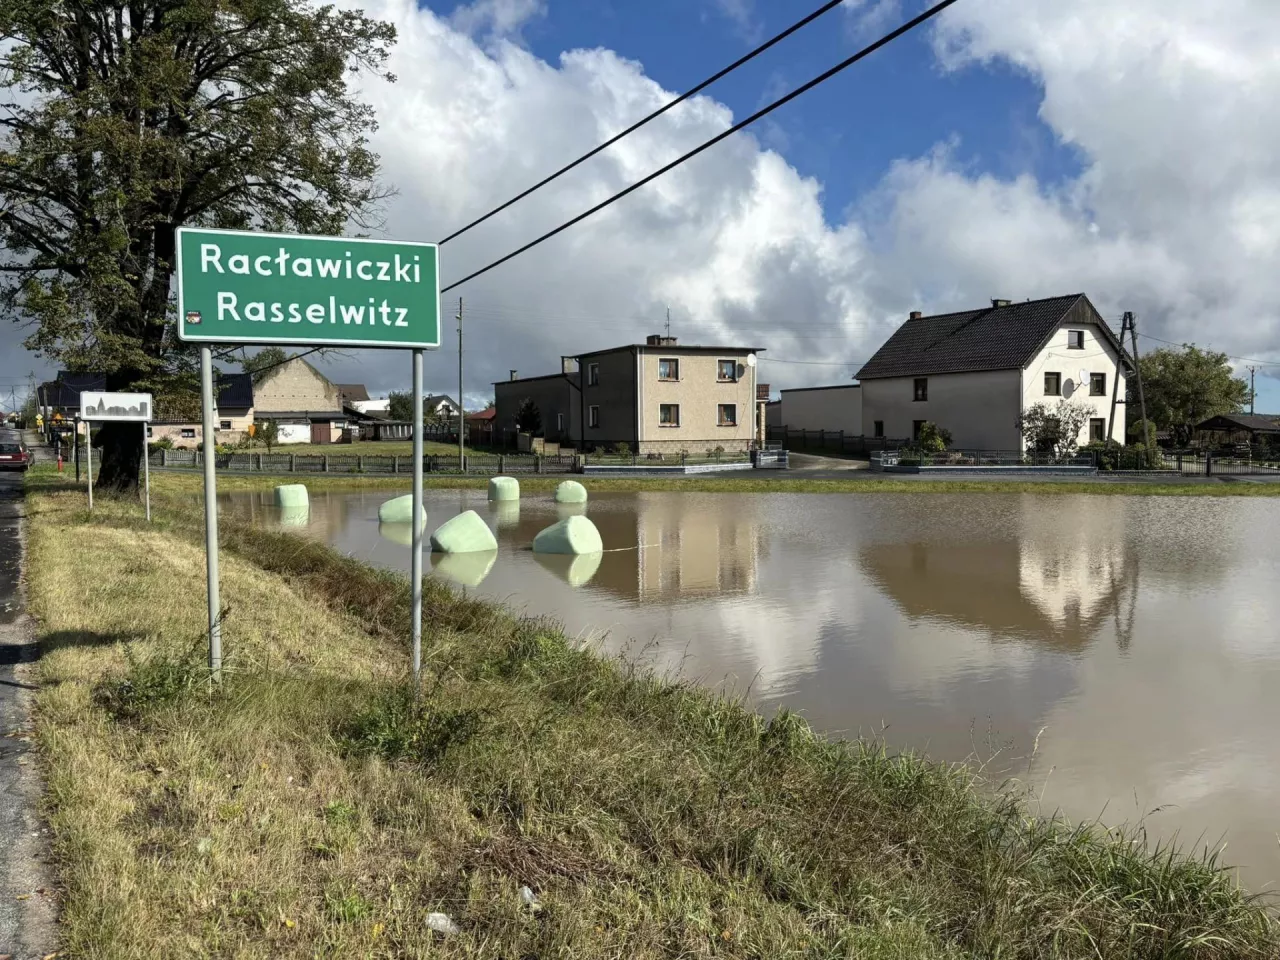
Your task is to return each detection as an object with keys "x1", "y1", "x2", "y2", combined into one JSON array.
[{"x1": 24, "y1": 479, "x2": 1279, "y2": 958}]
